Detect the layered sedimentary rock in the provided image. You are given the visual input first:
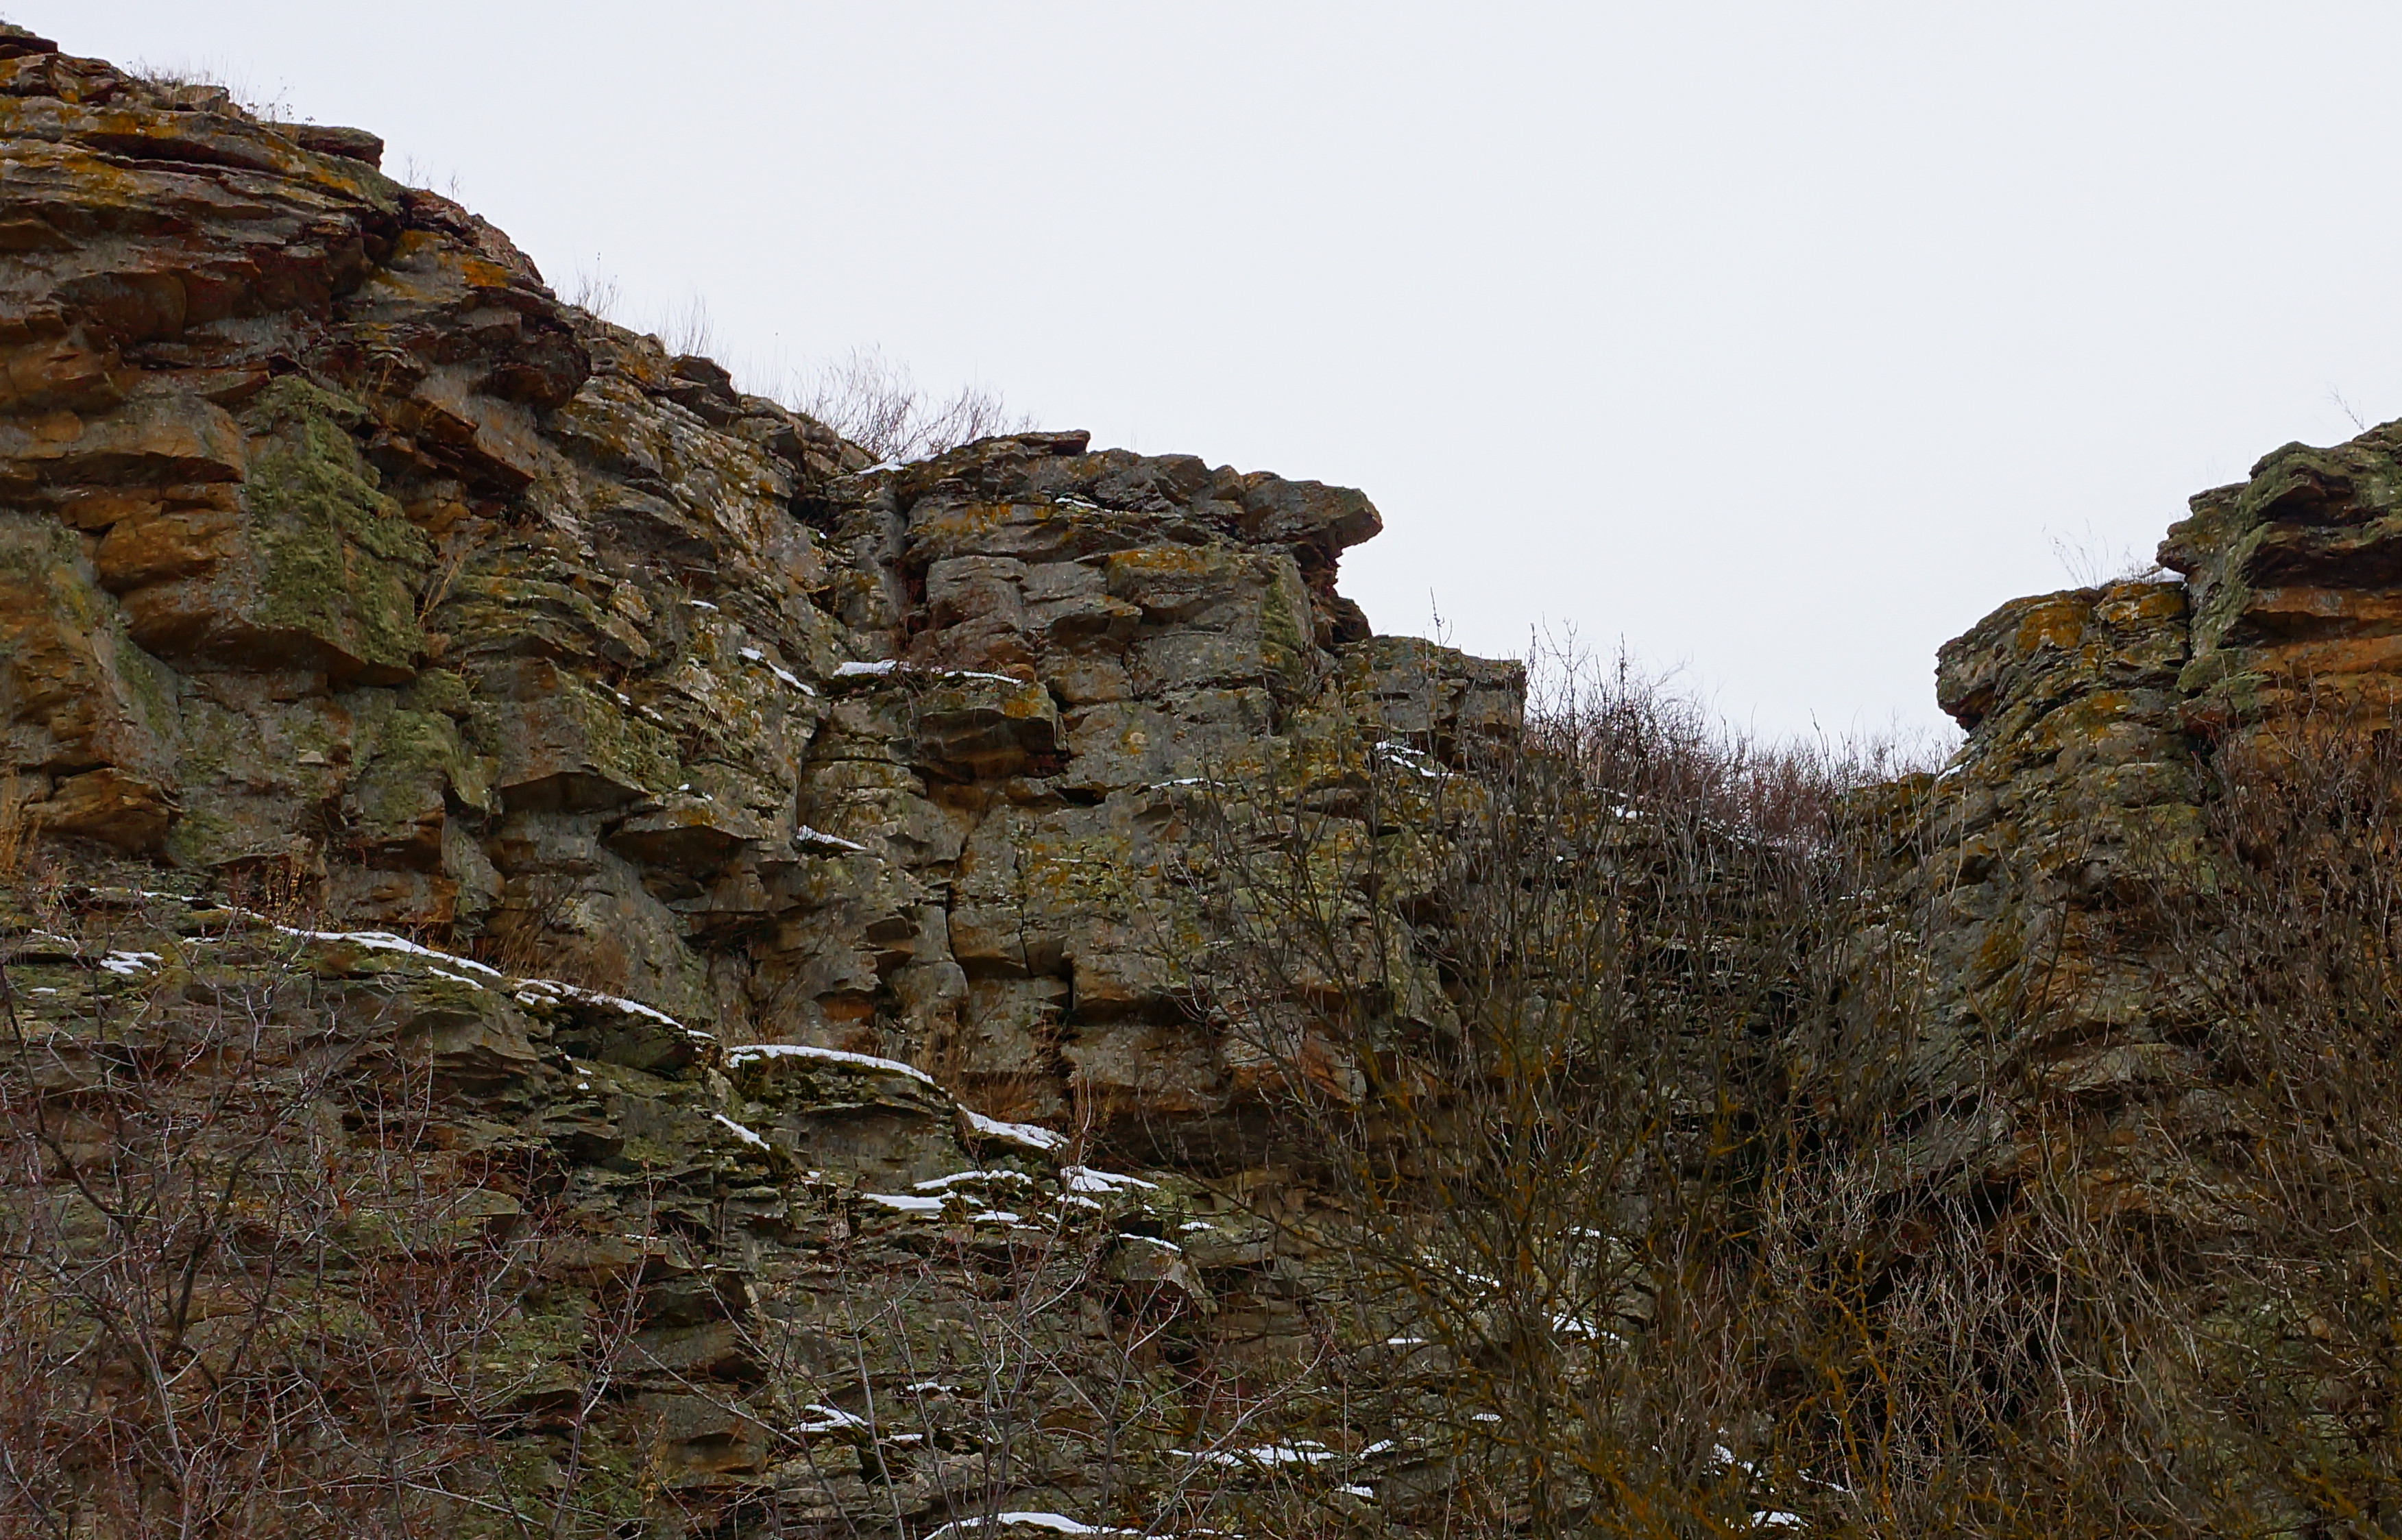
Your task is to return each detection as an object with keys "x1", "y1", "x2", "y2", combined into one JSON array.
[
  {"x1": 0, "y1": 25, "x2": 1531, "y2": 1528},
  {"x1": 0, "y1": 21, "x2": 1518, "y2": 1156},
  {"x1": 1868, "y1": 420, "x2": 2402, "y2": 1219},
  {"x1": 19, "y1": 15, "x2": 2402, "y2": 1532}
]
